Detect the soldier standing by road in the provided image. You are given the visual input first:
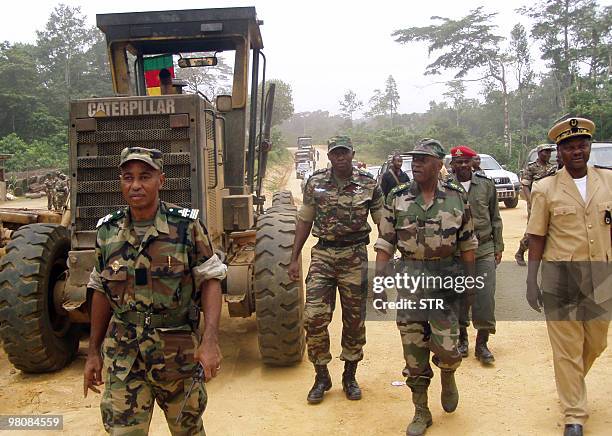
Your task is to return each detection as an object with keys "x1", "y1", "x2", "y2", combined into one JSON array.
[
  {"x1": 449, "y1": 146, "x2": 503, "y2": 364},
  {"x1": 381, "y1": 153, "x2": 410, "y2": 197},
  {"x1": 44, "y1": 173, "x2": 55, "y2": 211},
  {"x1": 53, "y1": 174, "x2": 69, "y2": 212},
  {"x1": 374, "y1": 139, "x2": 477, "y2": 436},
  {"x1": 83, "y1": 147, "x2": 227, "y2": 435},
  {"x1": 515, "y1": 144, "x2": 557, "y2": 266},
  {"x1": 288, "y1": 135, "x2": 383, "y2": 404},
  {"x1": 526, "y1": 118, "x2": 611, "y2": 436},
  {"x1": 471, "y1": 155, "x2": 485, "y2": 176}
]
